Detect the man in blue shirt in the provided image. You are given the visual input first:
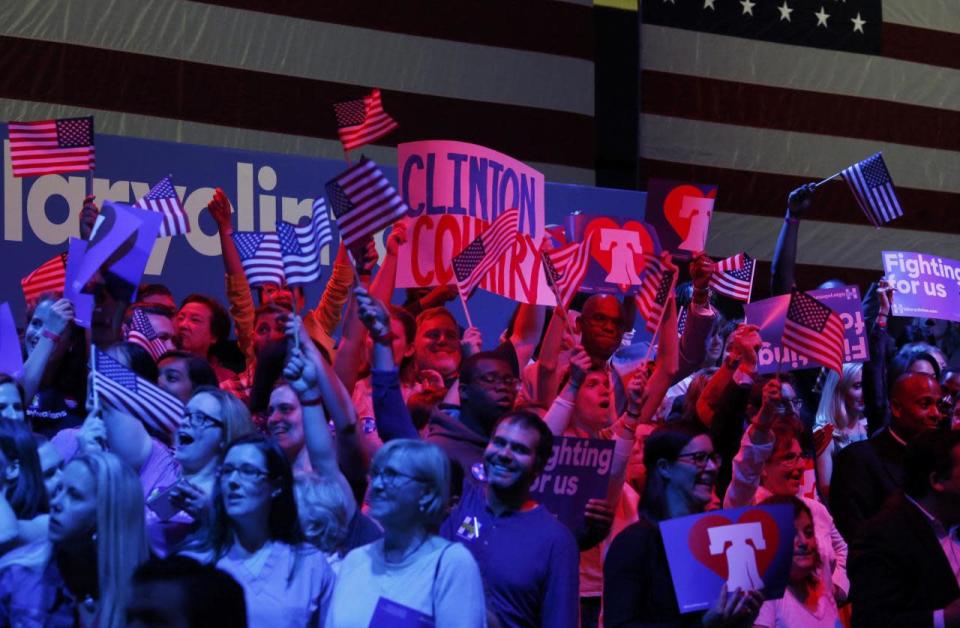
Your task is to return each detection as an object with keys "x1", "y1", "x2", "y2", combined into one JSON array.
[{"x1": 441, "y1": 411, "x2": 580, "y2": 628}]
